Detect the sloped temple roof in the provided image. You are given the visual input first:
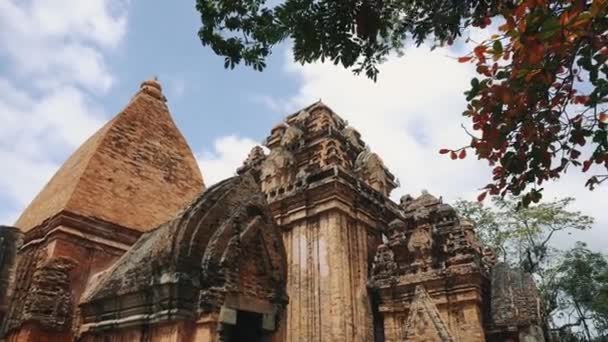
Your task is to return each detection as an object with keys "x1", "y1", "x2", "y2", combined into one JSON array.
[
  {"x1": 14, "y1": 79, "x2": 205, "y2": 232},
  {"x1": 79, "y1": 172, "x2": 287, "y2": 331}
]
